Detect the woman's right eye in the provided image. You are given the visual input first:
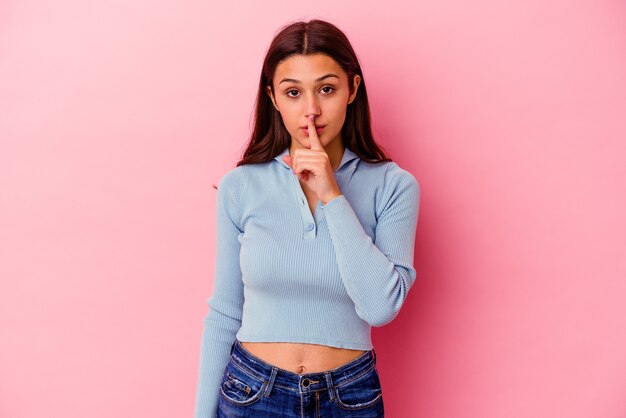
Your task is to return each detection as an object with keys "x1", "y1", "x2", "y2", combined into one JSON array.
[{"x1": 286, "y1": 89, "x2": 299, "y2": 98}]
